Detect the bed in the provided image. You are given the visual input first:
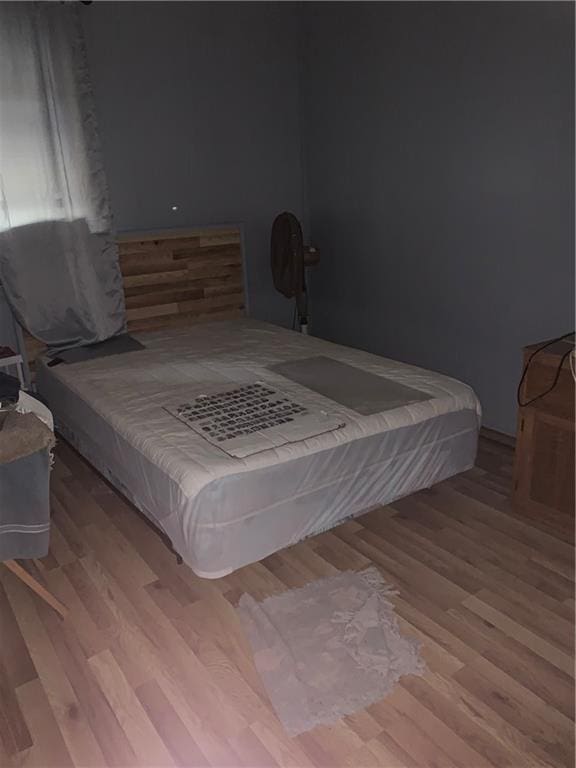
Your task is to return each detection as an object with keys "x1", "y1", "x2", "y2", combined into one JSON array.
[
  {"x1": 34, "y1": 228, "x2": 481, "y2": 578},
  {"x1": 36, "y1": 321, "x2": 479, "y2": 578}
]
